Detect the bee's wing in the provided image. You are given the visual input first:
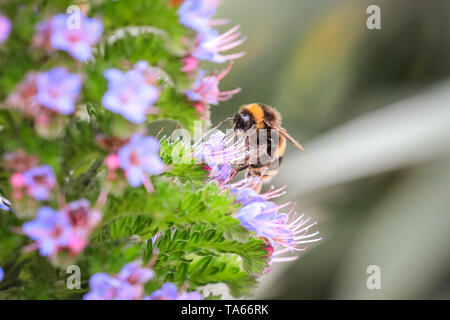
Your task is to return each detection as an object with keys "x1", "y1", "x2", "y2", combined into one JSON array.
[{"x1": 266, "y1": 121, "x2": 308, "y2": 154}]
